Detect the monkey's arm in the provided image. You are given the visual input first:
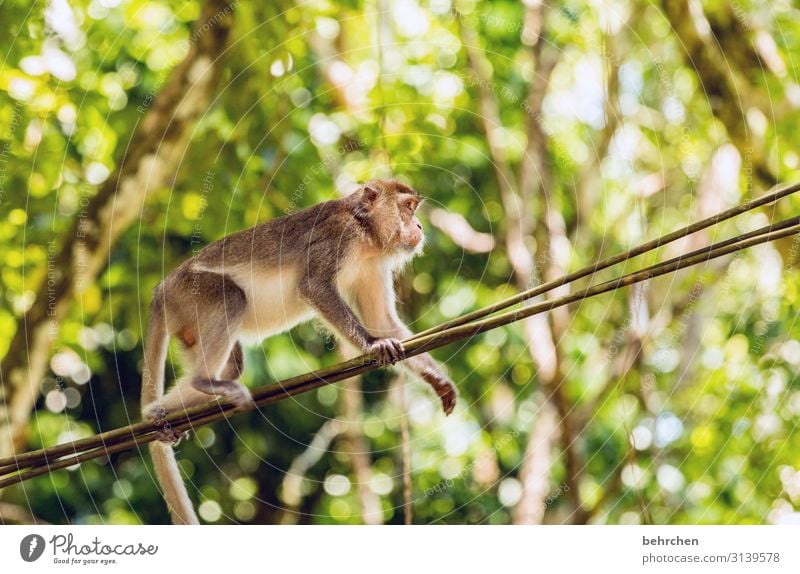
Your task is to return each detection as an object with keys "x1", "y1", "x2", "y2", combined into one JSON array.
[
  {"x1": 354, "y1": 271, "x2": 457, "y2": 414},
  {"x1": 297, "y1": 275, "x2": 405, "y2": 365}
]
